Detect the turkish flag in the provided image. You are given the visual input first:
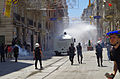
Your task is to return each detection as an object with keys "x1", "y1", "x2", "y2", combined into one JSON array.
[
  {"x1": 106, "y1": 1, "x2": 112, "y2": 7},
  {"x1": 108, "y1": 3, "x2": 112, "y2": 7}
]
